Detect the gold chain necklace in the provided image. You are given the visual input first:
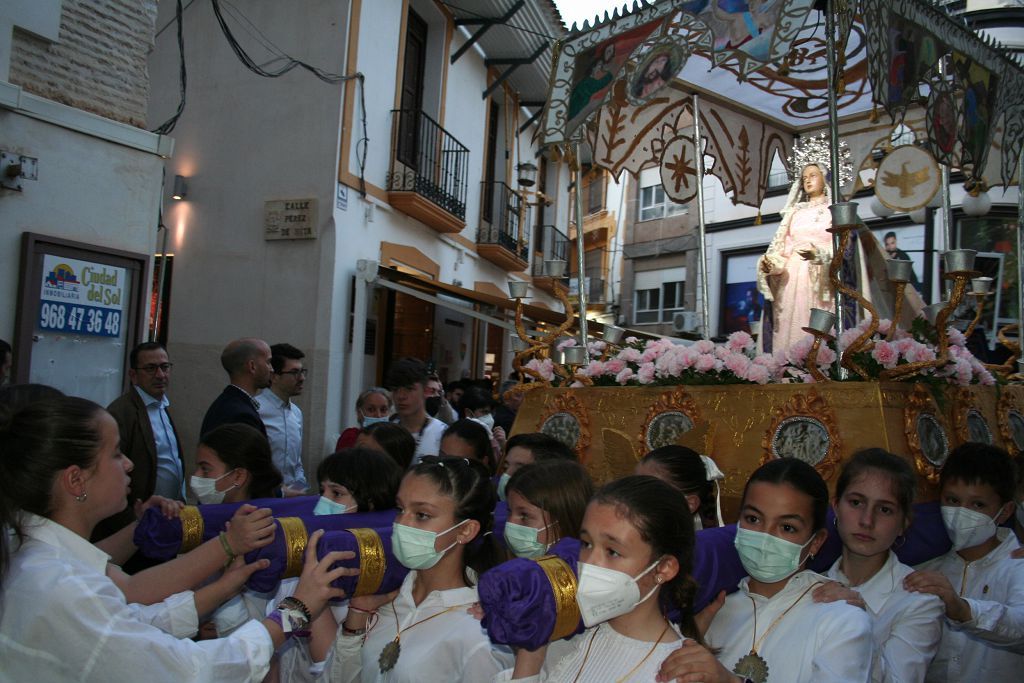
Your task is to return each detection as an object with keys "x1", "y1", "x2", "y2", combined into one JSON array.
[
  {"x1": 377, "y1": 600, "x2": 472, "y2": 674},
  {"x1": 571, "y1": 620, "x2": 673, "y2": 683},
  {"x1": 732, "y1": 581, "x2": 822, "y2": 683}
]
